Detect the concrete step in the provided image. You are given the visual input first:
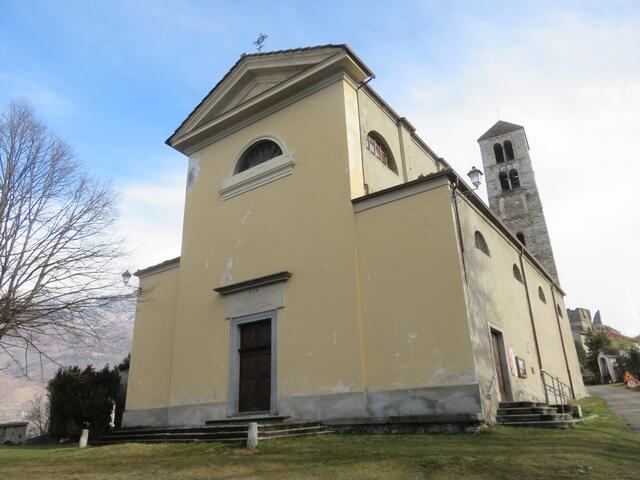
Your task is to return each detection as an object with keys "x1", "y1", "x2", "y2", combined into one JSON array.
[
  {"x1": 92, "y1": 437, "x2": 246, "y2": 445},
  {"x1": 103, "y1": 431, "x2": 249, "y2": 441},
  {"x1": 204, "y1": 415, "x2": 289, "y2": 426},
  {"x1": 499, "y1": 420, "x2": 573, "y2": 429},
  {"x1": 109, "y1": 425, "x2": 248, "y2": 436},
  {"x1": 94, "y1": 421, "x2": 329, "y2": 446},
  {"x1": 259, "y1": 430, "x2": 334, "y2": 440},
  {"x1": 497, "y1": 407, "x2": 558, "y2": 416},
  {"x1": 496, "y1": 413, "x2": 573, "y2": 423},
  {"x1": 259, "y1": 425, "x2": 330, "y2": 437},
  {"x1": 259, "y1": 422, "x2": 323, "y2": 432},
  {"x1": 499, "y1": 401, "x2": 547, "y2": 408}
]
